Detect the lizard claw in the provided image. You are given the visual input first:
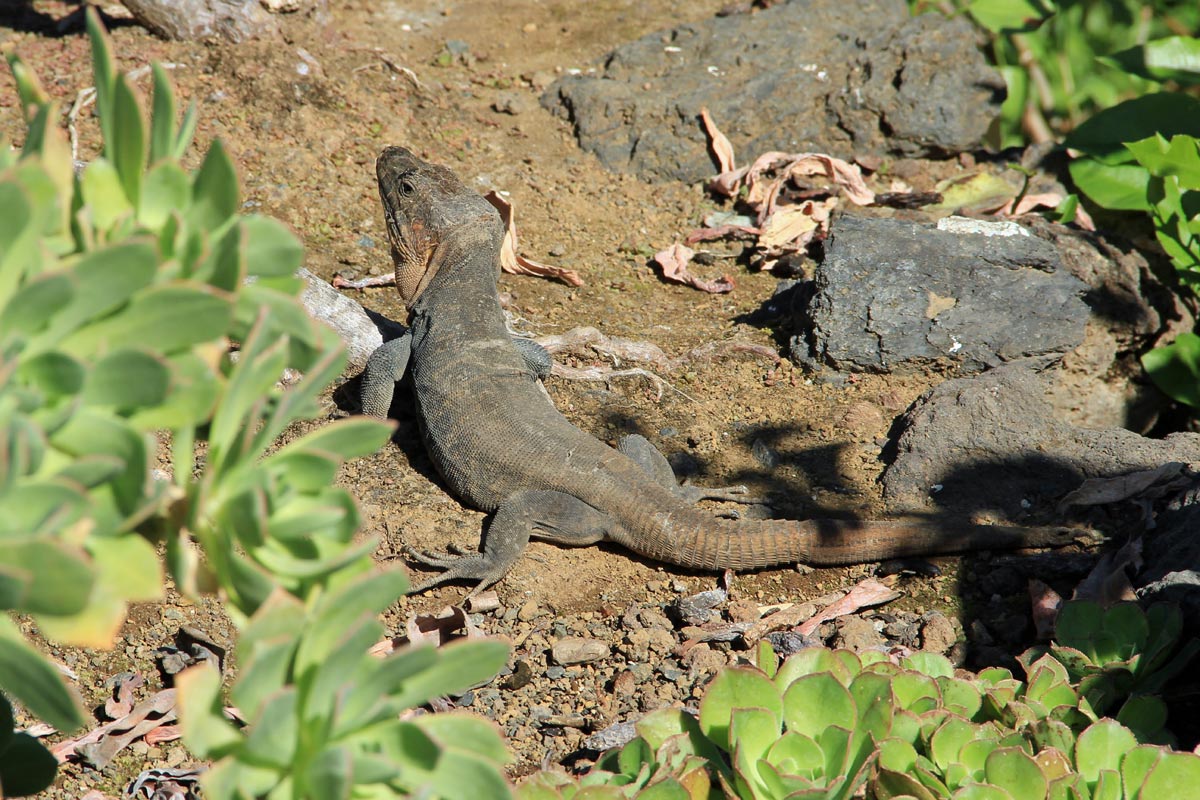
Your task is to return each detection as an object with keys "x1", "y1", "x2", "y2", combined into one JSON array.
[{"x1": 403, "y1": 545, "x2": 505, "y2": 599}]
